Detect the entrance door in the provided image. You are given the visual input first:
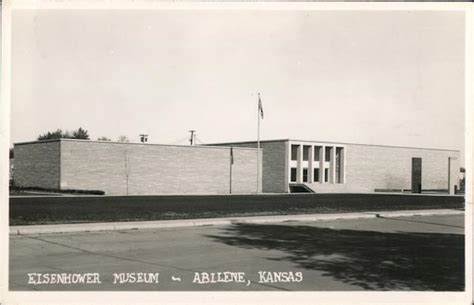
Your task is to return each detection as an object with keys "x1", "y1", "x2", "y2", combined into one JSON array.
[{"x1": 411, "y1": 158, "x2": 422, "y2": 193}]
